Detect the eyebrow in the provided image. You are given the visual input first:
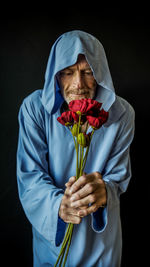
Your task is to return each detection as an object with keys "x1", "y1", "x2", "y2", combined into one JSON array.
[{"x1": 65, "y1": 66, "x2": 92, "y2": 71}]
